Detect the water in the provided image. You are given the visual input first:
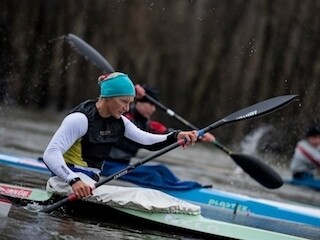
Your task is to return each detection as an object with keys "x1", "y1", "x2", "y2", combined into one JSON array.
[
  {"x1": 0, "y1": 105, "x2": 319, "y2": 240},
  {"x1": 1, "y1": 205, "x2": 185, "y2": 240}
]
